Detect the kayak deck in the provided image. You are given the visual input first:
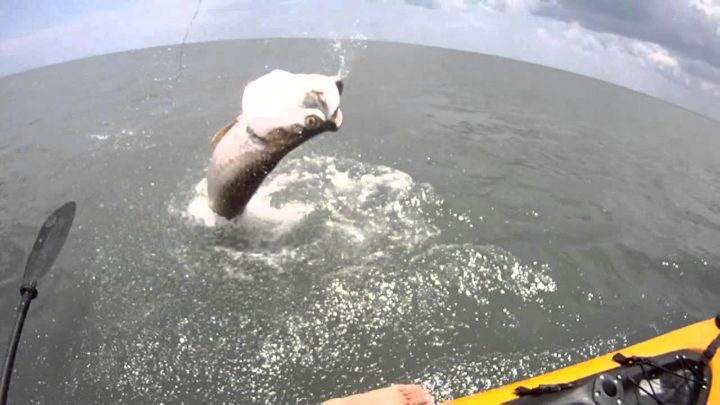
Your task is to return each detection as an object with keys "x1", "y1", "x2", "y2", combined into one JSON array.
[{"x1": 444, "y1": 317, "x2": 720, "y2": 404}]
